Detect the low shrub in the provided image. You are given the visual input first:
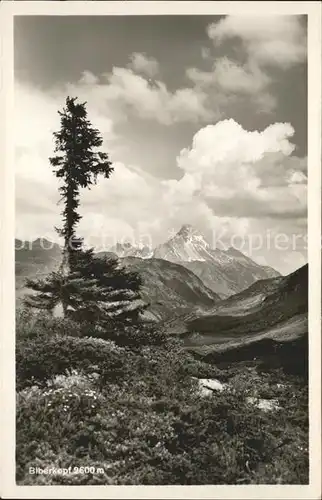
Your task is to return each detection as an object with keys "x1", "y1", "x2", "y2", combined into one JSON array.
[
  {"x1": 91, "y1": 321, "x2": 168, "y2": 348},
  {"x1": 16, "y1": 369, "x2": 308, "y2": 485},
  {"x1": 16, "y1": 307, "x2": 97, "y2": 341},
  {"x1": 16, "y1": 334, "x2": 130, "y2": 390},
  {"x1": 16, "y1": 311, "x2": 309, "y2": 485}
]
